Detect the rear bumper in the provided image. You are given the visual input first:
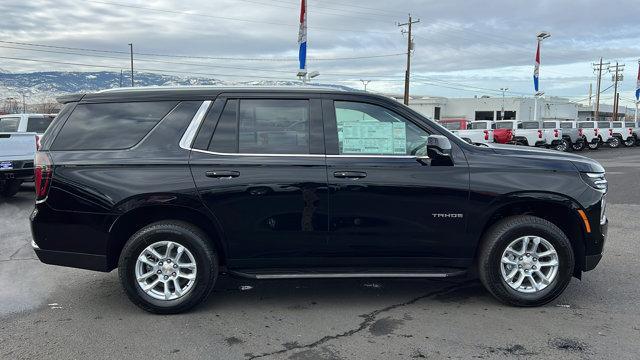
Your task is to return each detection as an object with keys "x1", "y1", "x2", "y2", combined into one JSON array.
[
  {"x1": 0, "y1": 168, "x2": 34, "y2": 181},
  {"x1": 33, "y1": 247, "x2": 110, "y2": 272}
]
